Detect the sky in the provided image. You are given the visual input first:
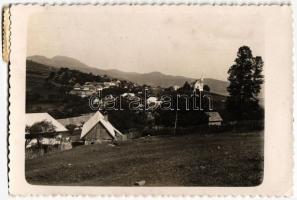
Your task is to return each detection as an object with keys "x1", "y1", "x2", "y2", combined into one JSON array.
[{"x1": 27, "y1": 6, "x2": 266, "y2": 81}]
